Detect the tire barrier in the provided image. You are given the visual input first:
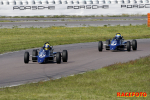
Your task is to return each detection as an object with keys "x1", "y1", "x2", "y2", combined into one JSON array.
[{"x1": 0, "y1": 0, "x2": 149, "y2": 5}]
